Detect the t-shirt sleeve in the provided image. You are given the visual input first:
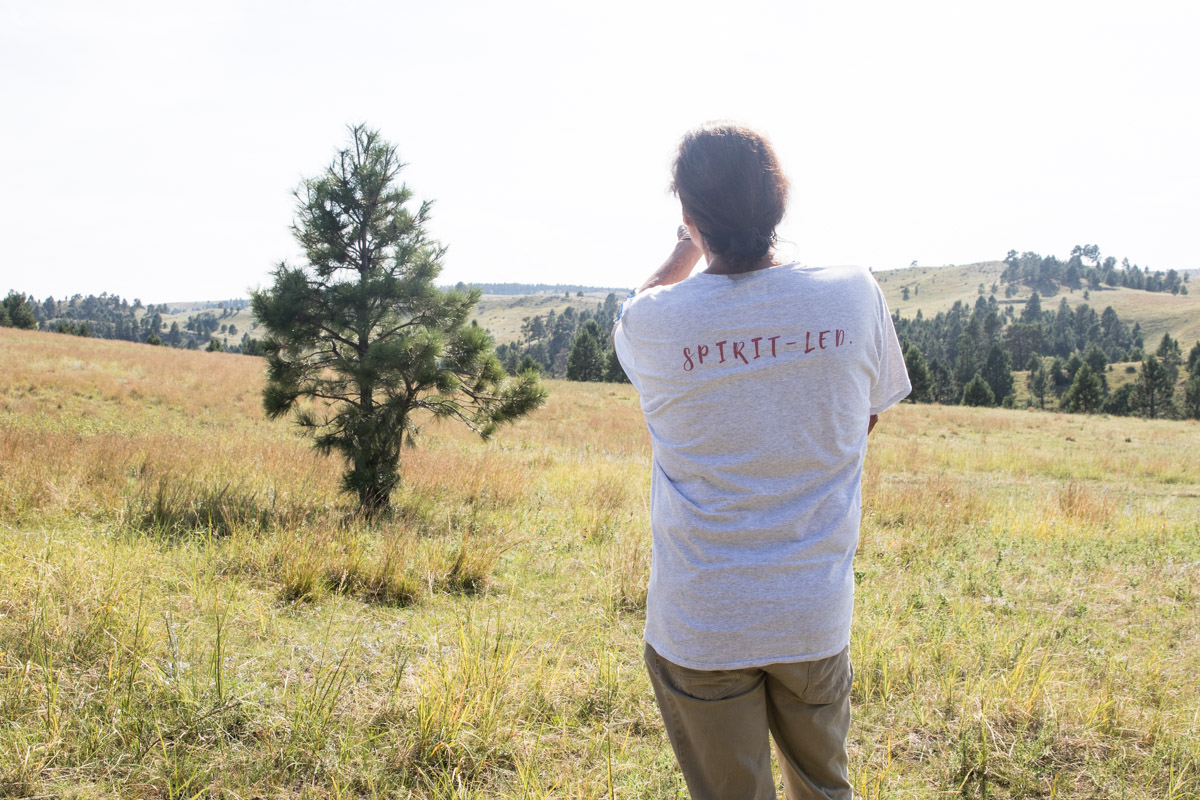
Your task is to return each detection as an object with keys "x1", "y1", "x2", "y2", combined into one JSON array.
[{"x1": 869, "y1": 284, "x2": 912, "y2": 415}]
